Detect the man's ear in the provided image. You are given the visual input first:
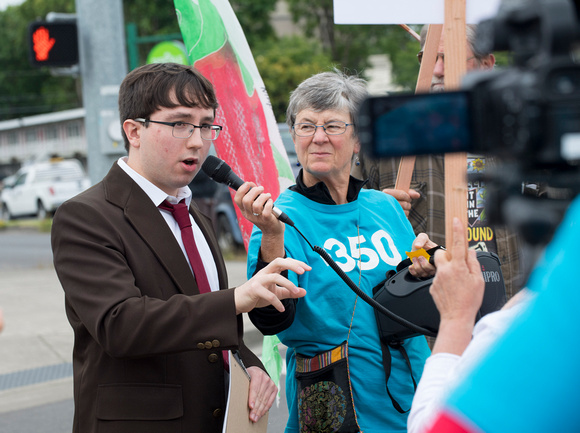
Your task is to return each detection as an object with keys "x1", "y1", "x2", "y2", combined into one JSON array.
[
  {"x1": 122, "y1": 119, "x2": 142, "y2": 149},
  {"x1": 482, "y1": 53, "x2": 496, "y2": 70}
]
